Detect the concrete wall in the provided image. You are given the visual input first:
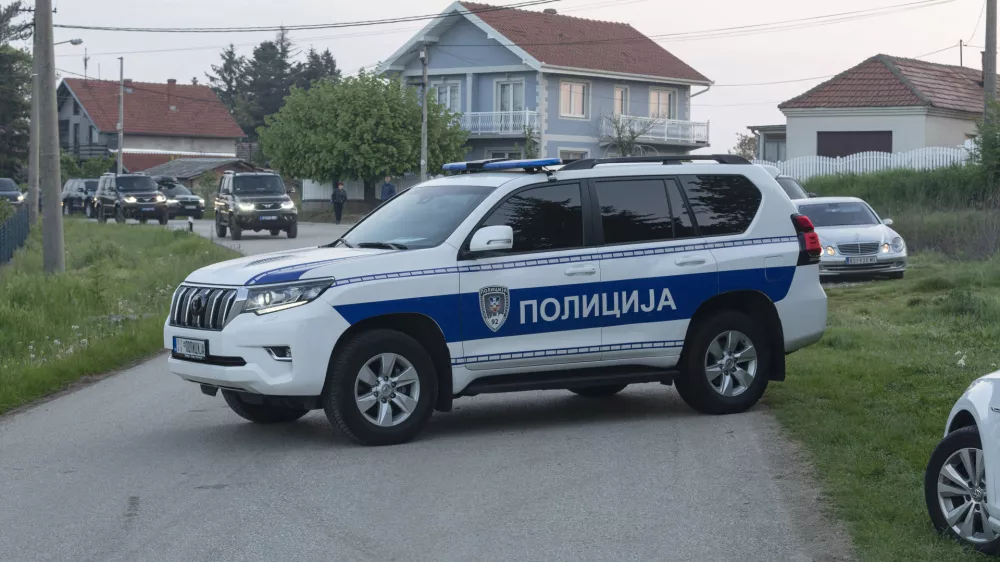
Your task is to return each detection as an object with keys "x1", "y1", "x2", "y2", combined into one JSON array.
[
  {"x1": 925, "y1": 114, "x2": 977, "y2": 147},
  {"x1": 123, "y1": 135, "x2": 238, "y2": 154},
  {"x1": 302, "y1": 176, "x2": 423, "y2": 202},
  {"x1": 784, "y1": 110, "x2": 927, "y2": 158}
]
